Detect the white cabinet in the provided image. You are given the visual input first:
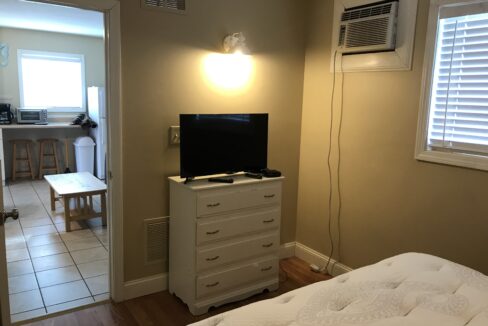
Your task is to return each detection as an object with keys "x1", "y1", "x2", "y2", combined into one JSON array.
[{"x1": 168, "y1": 175, "x2": 284, "y2": 315}]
